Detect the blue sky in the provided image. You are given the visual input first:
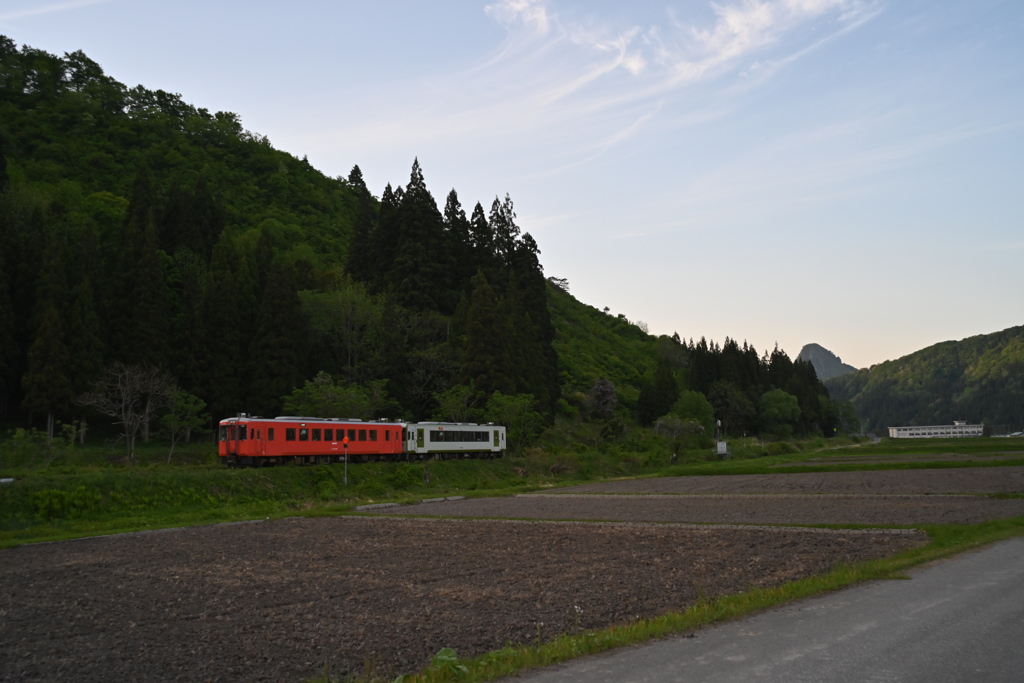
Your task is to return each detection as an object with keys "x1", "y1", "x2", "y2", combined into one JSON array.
[{"x1": 5, "y1": 0, "x2": 1023, "y2": 369}]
